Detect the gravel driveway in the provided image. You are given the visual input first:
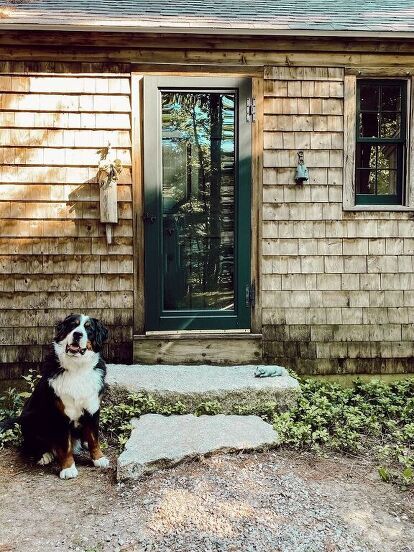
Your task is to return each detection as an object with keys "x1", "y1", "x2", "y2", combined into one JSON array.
[{"x1": 0, "y1": 448, "x2": 413, "y2": 552}]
